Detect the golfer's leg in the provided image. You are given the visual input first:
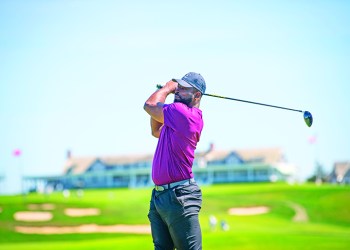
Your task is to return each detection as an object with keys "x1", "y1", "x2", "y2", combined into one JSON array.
[
  {"x1": 168, "y1": 184, "x2": 202, "y2": 250},
  {"x1": 148, "y1": 190, "x2": 175, "y2": 250},
  {"x1": 169, "y1": 212, "x2": 202, "y2": 250}
]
